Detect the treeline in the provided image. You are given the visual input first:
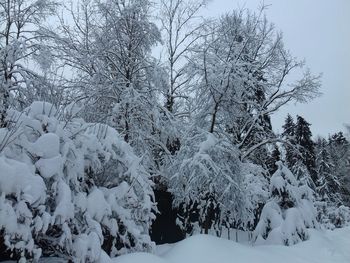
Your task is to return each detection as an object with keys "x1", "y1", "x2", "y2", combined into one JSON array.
[{"x1": 0, "y1": 0, "x2": 349, "y2": 261}]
